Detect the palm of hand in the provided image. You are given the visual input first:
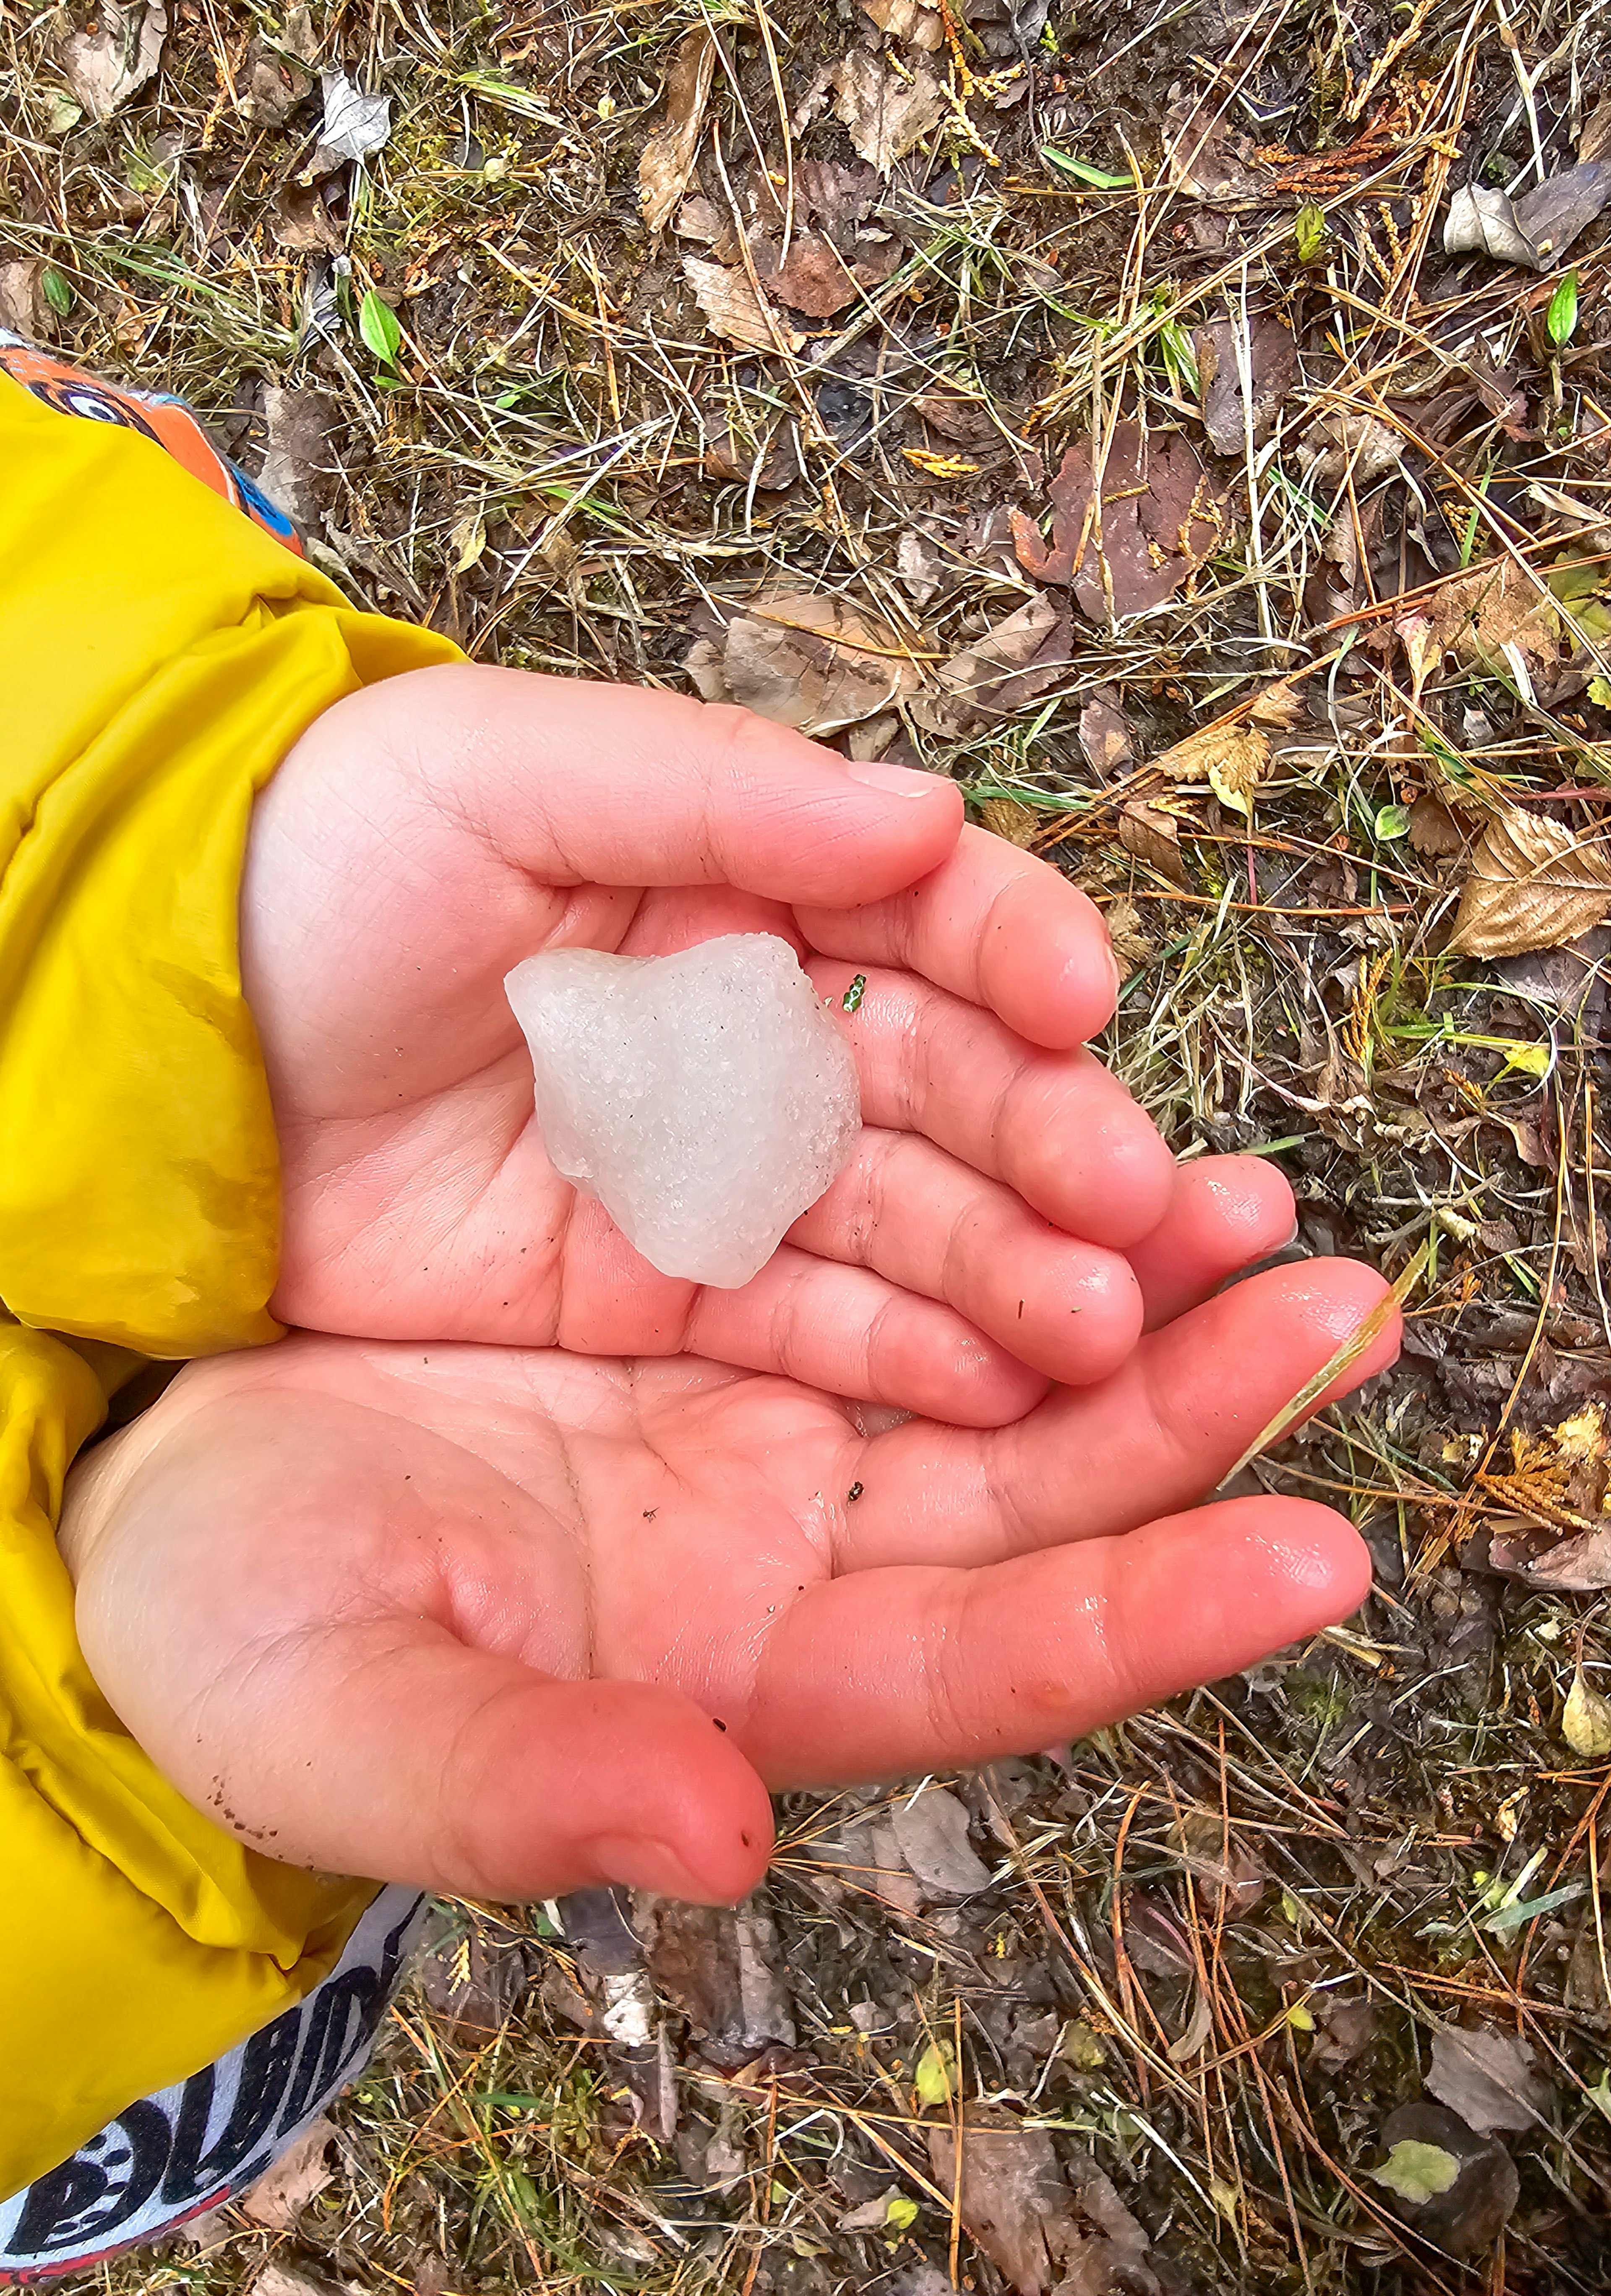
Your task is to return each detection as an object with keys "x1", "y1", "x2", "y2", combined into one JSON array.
[
  {"x1": 63, "y1": 1254, "x2": 1395, "y2": 1908},
  {"x1": 240, "y1": 664, "x2": 1280, "y2": 1424}
]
